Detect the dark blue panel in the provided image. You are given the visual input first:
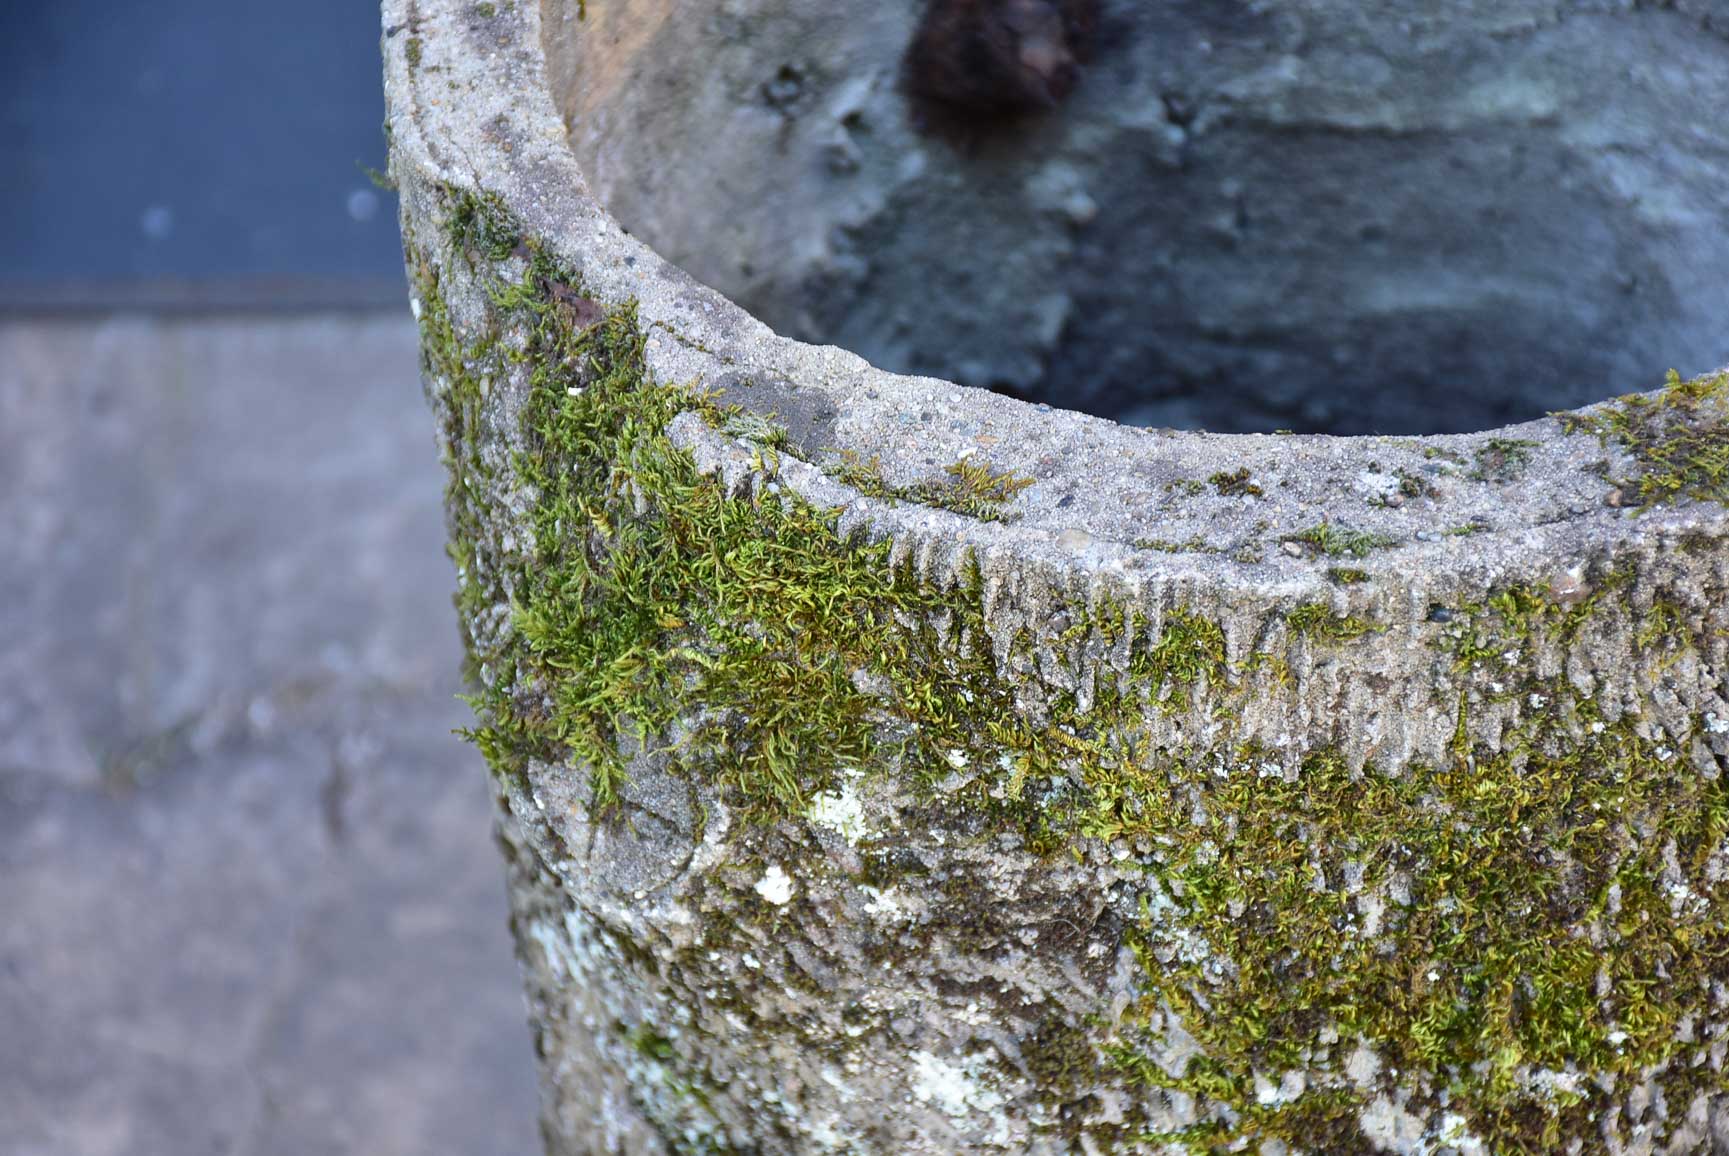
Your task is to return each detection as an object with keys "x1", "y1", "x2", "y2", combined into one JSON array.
[{"x1": 0, "y1": 0, "x2": 402, "y2": 291}]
